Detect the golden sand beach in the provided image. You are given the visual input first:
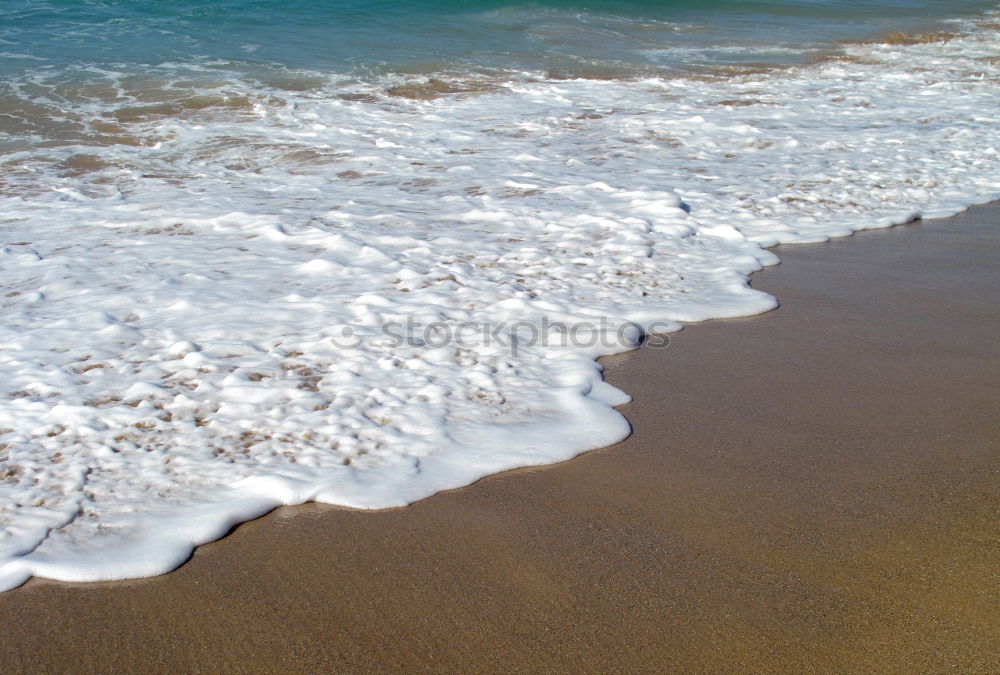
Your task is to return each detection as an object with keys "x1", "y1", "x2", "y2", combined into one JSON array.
[{"x1": 1, "y1": 203, "x2": 997, "y2": 672}]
